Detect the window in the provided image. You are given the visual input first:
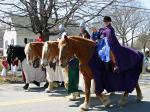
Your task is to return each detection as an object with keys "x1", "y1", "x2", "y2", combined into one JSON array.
[{"x1": 24, "y1": 38, "x2": 35, "y2": 44}]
